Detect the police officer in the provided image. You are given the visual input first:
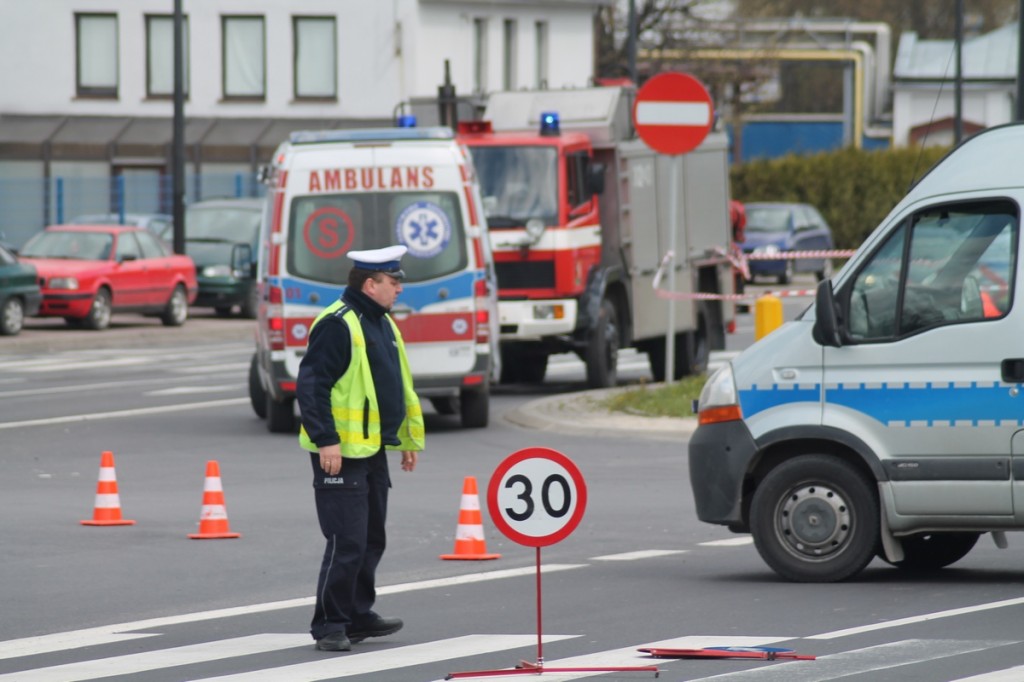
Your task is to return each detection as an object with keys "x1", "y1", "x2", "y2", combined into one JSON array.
[{"x1": 296, "y1": 244, "x2": 425, "y2": 652}]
